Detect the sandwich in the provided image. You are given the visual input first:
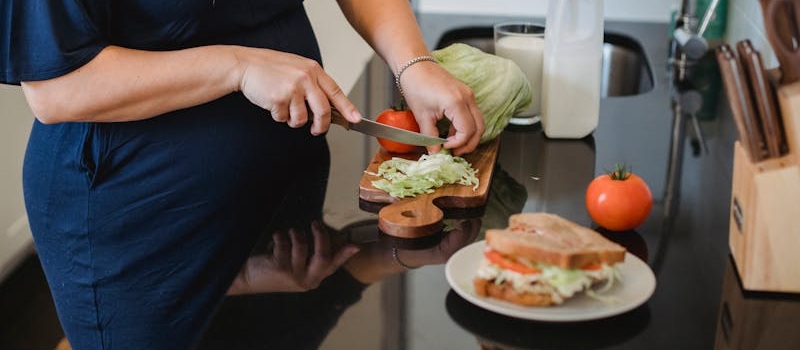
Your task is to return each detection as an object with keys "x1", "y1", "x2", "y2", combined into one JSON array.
[{"x1": 473, "y1": 212, "x2": 626, "y2": 306}]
